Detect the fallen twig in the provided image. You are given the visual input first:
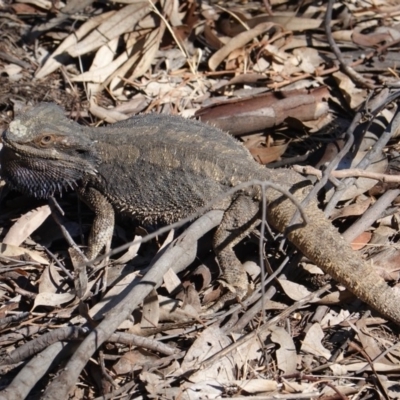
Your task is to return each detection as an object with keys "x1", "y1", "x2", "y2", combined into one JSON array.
[{"x1": 293, "y1": 165, "x2": 400, "y2": 183}]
